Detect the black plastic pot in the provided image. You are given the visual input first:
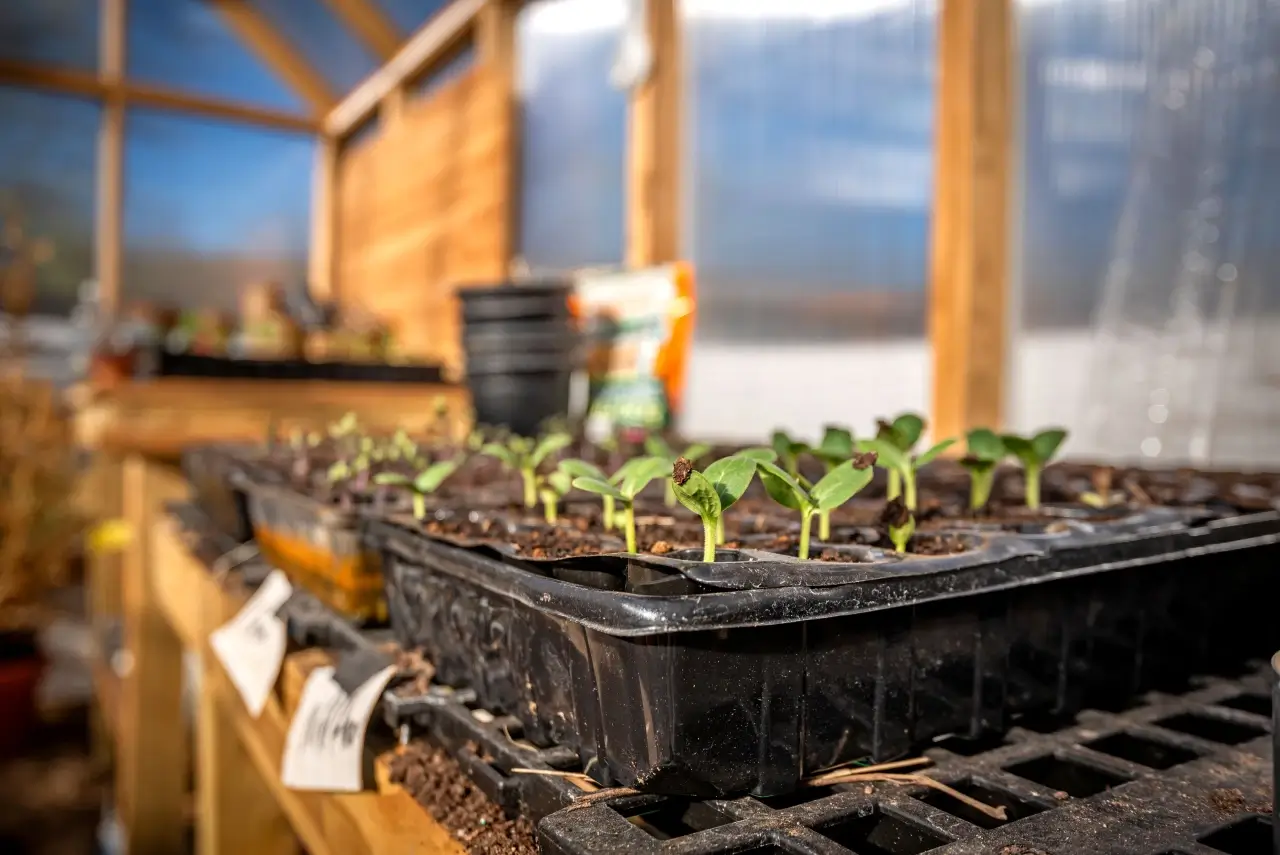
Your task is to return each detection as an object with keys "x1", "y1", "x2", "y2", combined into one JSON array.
[
  {"x1": 365, "y1": 506, "x2": 1280, "y2": 798},
  {"x1": 459, "y1": 281, "x2": 578, "y2": 435},
  {"x1": 458, "y1": 280, "x2": 573, "y2": 324},
  {"x1": 181, "y1": 445, "x2": 257, "y2": 543}
]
